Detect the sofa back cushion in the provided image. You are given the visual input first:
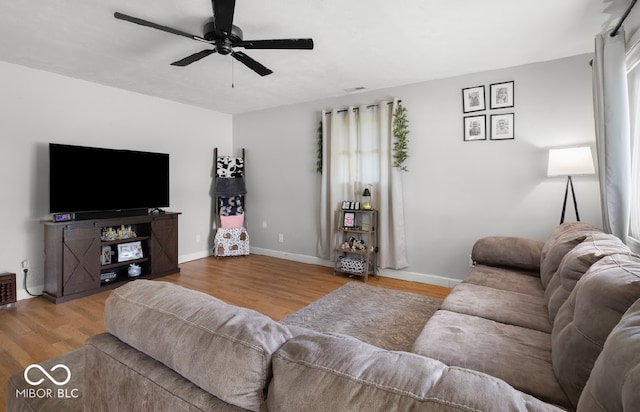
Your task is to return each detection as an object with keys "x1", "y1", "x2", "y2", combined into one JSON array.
[
  {"x1": 269, "y1": 331, "x2": 564, "y2": 412},
  {"x1": 551, "y1": 254, "x2": 640, "y2": 408},
  {"x1": 540, "y1": 222, "x2": 601, "y2": 289},
  {"x1": 577, "y1": 298, "x2": 640, "y2": 412},
  {"x1": 104, "y1": 280, "x2": 292, "y2": 412},
  {"x1": 545, "y1": 233, "x2": 631, "y2": 323}
]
